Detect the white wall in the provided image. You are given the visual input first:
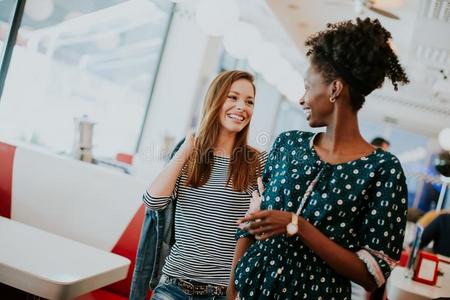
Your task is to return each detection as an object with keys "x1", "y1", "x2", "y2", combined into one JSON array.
[
  {"x1": 248, "y1": 75, "x2": 282, "y2": 151},
  {"x1": 137, "y1": 2, "x2": 222, "y2": 170}
]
